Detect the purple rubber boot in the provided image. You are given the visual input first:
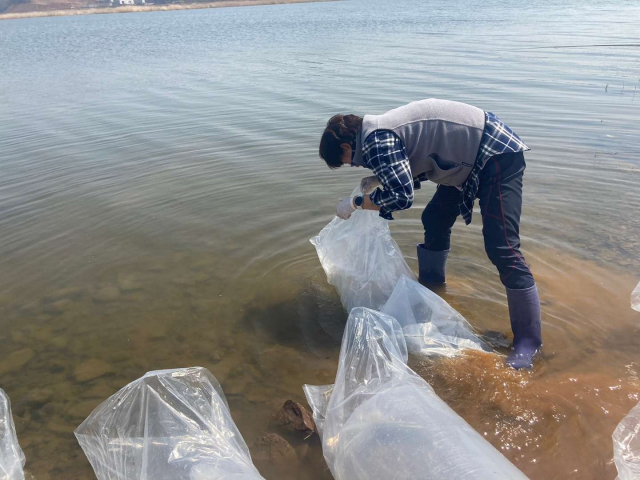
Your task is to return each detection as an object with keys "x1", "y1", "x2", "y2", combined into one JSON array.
[
  {"x1": 506, "y1": 284, "x2": 543, "y2": 370},
  {"x1": 417, "y1": 244, "x2": 449, "y2": 285}
]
